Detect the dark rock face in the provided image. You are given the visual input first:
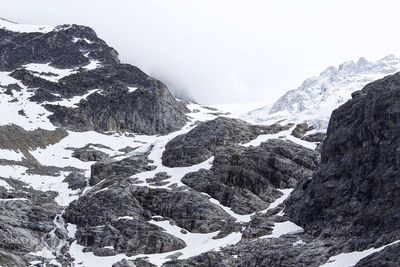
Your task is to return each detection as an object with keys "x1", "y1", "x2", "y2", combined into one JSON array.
[
  {"x1": 291, "y1": 122, "x2": 326, "y2": 143},
  {"x1": 63, "y1": 172, "x2": 87, "y2": 190},
  {"x1": 182, "y1": 139, "x2": 319, "y2": 214},
  {"x1": 112, "y1": 259, "x2": 141, "y2": 267},
  {"x1": 4, "y1": 25, "x2": 189, "y2": 135},
  {"x1": 71, "y1": 144, "x2": 109, "y2": 162},
  {"x1": 0, "y1": 179, "x2": 61, "y2": 267},
  {"x1": 76, "y1": 219, "x2": 186, "y2": 256},
  {"x1": 63, "y1": 180, "x2": 187, "y2": 255},
  {"x1": 46, "y1": 80, "x2": 188, "y2": 134},
  {"x1": 63, "y1": 174, "x2": 234, "y2": 255},
  {"x1": 0, "y1": 24, "x2": 119, "y2": 71},
  {"x1": 162, "y1": 117, "x2": 292, "y2": 167},
  {"x1": 163, "y1": 235, "x2": 329, "y2": 267},
  {"x1": 286, "y1": 73, "x2": 400, "y2": 249},
  {"x1": 131, "y1": 186, "x2": 234, "y2": 233},
  {"x1": 89, "y1": 154, "x2": 155, "y2": 186}
]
